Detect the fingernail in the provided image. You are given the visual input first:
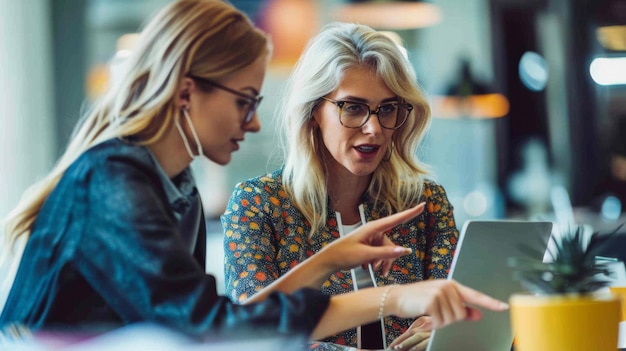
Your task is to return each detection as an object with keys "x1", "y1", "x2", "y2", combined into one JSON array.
[
  {"x1": 500, "y1": 301, "x2": 509, "y2": 309},
  {"x1": 394, "y1": 246, "x2": 412, "y2": 254}
]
